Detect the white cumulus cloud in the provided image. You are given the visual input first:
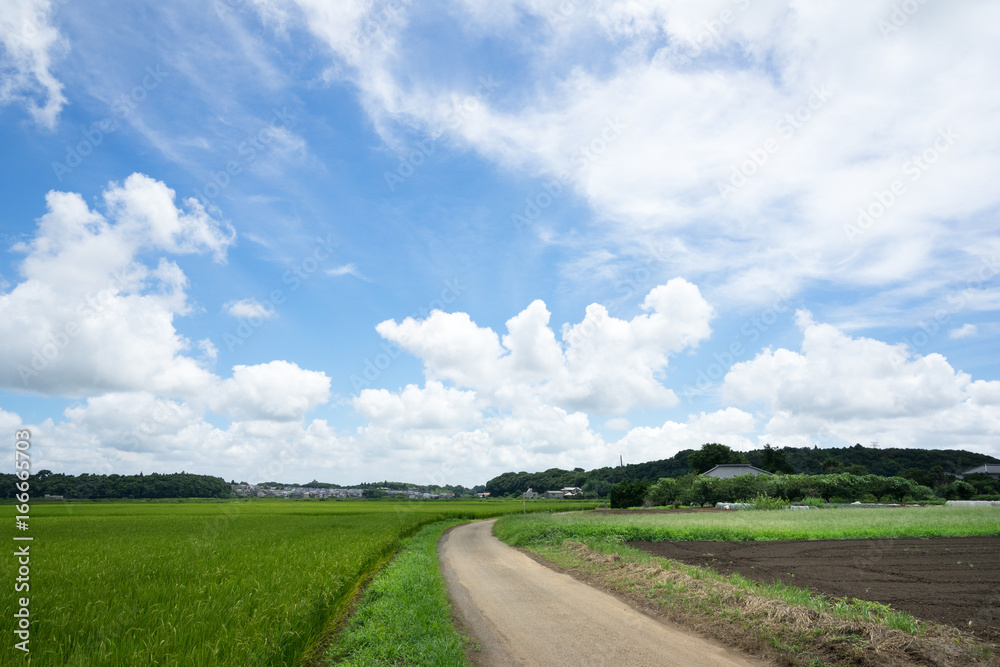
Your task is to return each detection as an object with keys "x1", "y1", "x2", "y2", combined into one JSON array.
[
  {"x1": 722, "y1": 310, "x2": 1000, "y2": 451},
  {"x1": 211, "y1": 360, "x2": 331, "y2": 421},
  {"x1": 0, "y1": 174, "x2": 235, "y2": 396},
  {"x1": 376, "y1": 278, "x2": 713, "y2": 415}
]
